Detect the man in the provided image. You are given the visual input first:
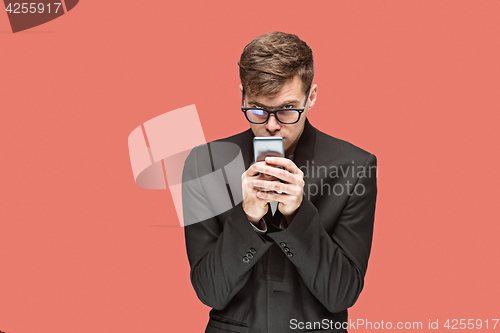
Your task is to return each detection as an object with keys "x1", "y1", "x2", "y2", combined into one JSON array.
[{"x1": 183, "y1": 32, "x2": 377, "y2": 333}]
